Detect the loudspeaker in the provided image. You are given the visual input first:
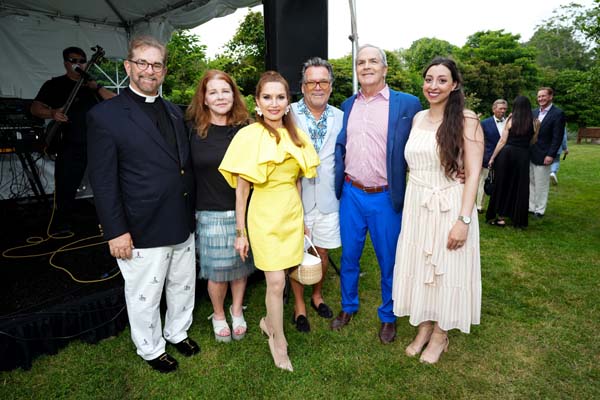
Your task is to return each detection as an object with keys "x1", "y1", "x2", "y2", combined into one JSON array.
[{"x1": 263, "y1": 0, "x2": 328, "y2": 94}]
